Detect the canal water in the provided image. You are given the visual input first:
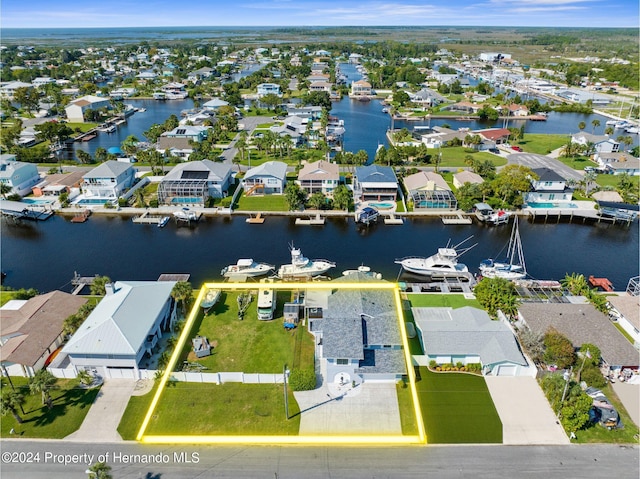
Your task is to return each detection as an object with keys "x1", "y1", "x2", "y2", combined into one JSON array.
[{"x1": 2, "y1": 215, "x2": 637, "y2": 293}]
